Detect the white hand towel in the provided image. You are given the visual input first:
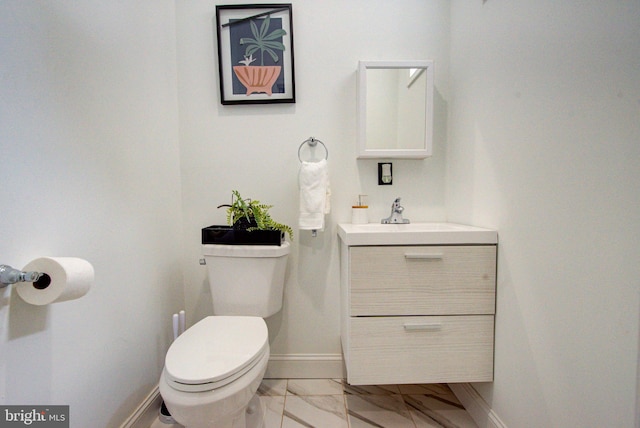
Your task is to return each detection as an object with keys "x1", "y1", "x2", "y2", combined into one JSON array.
[{"x1": 299, "y1": 159, "x2": 331, "y2": 231}]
